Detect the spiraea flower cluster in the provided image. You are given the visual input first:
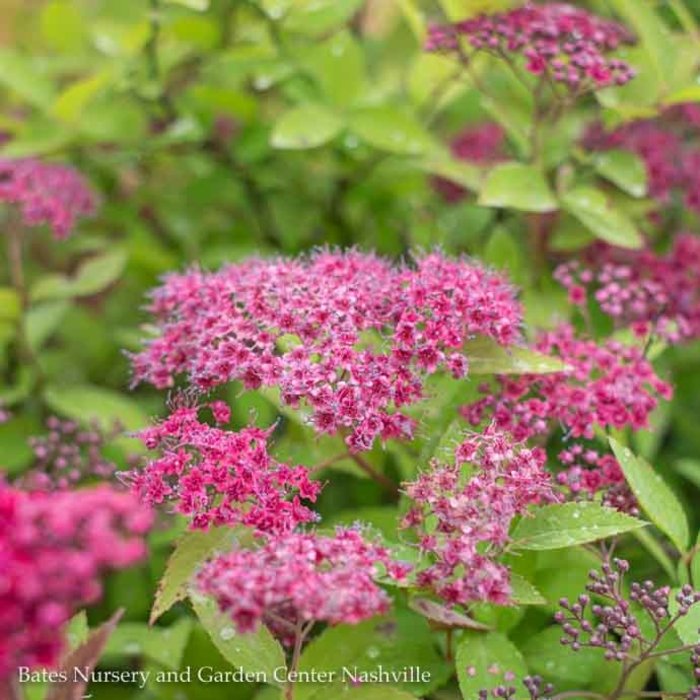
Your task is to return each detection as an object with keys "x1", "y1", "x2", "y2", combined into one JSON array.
[
  {"x1": 130, "y1": 250, "x2": 522, "y2": 452},
  {"x1": 402, "y1": 428, "x2": 558, "y2": 606},
  {"x1": 556, "y1": 558, "x2": 700, "y2": 661},
  {"x1": 583, "y1": 104, "x2": 700, "y2": 217},
  {"x1": 196, "y1": 527, "x2": 410, "y2": 643},
  {"x1": 556, "y1": 445, "x2": 637, "y2": 515},
  {"x1": 17, "y1": 417, "x2": 118, "y2": 492},
  {"x1": 127, "y1": 403, "x2": 321, "y2": 532},
  {"x1": 0, "y1": 158, "x2": 98, "y2": 238},
  {"x1": 462, "y1": 323, "x2": 672, "y2": 441},
  {"x1": 0, "y1": 481, "x2": 152, "y2": 678},
  {"x1": 555, "y1": 235, "x2": 700, "y2": 343},
  {"x1": 426, "y1": 3, "x2": 635, "y2": 90},
  {"x1": 433, "y1": 122, "x2": 506, "y2": 203}
]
